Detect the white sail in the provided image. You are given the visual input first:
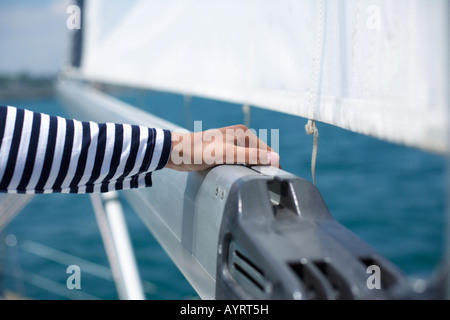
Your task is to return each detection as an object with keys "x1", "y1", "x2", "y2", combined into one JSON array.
[{"x1": 73, "y1": 0, "x2": 449, "y2": 153}]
